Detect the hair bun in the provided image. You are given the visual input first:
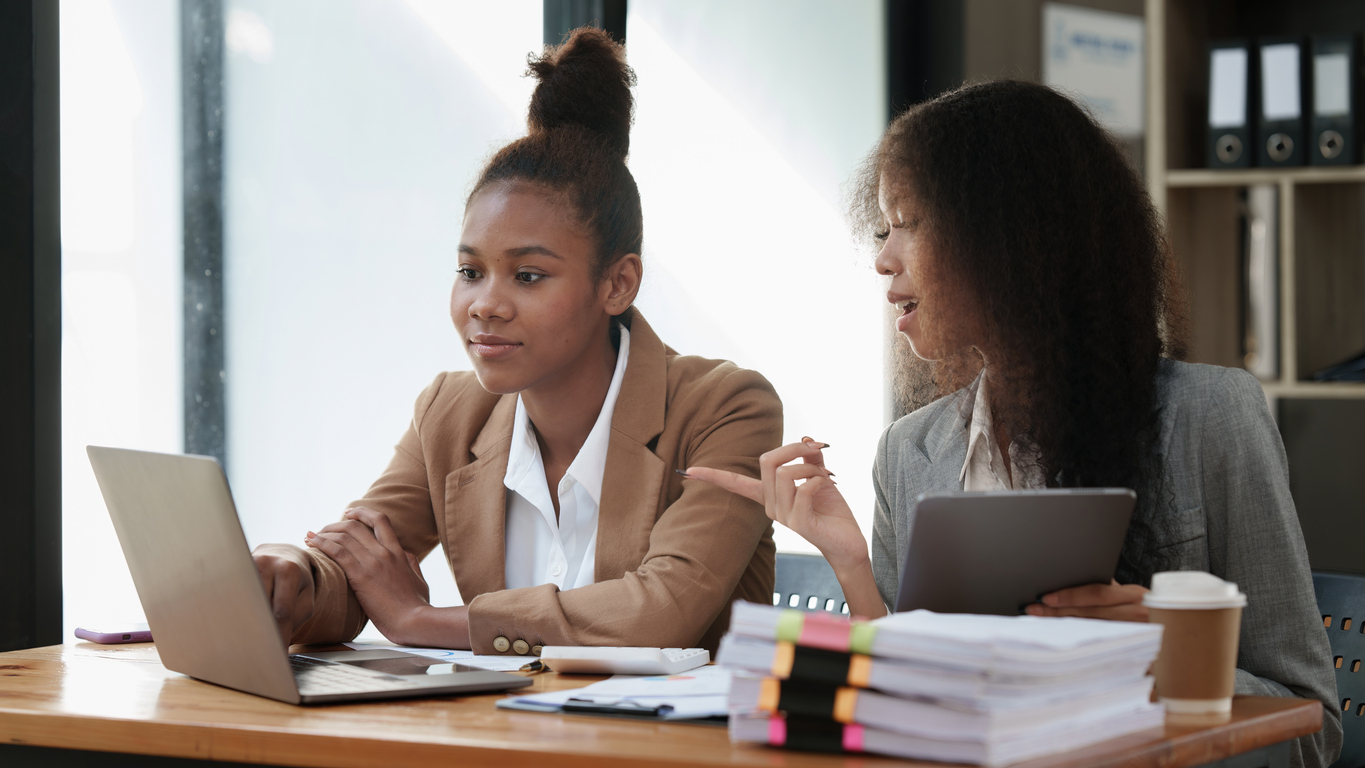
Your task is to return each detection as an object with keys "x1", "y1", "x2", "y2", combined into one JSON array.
[{"x1": 527, "y1": 27, "x2": 635, "y2": 157}]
